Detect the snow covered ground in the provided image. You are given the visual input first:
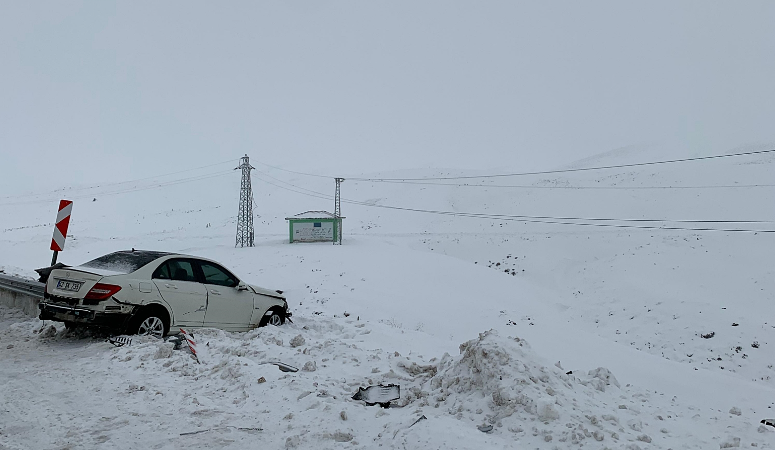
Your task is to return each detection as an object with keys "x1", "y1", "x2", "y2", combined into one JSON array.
[{"x1": 2, "y1": 145, "x2": 775, "y2": 449}]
